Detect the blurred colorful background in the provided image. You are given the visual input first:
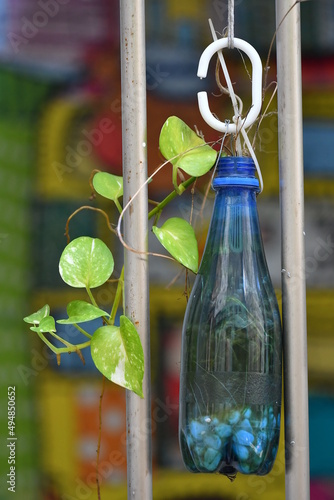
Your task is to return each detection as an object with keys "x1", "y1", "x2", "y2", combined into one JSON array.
[{"x1": 0, "y1": 1, "x2": 333, "y2": 499}]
